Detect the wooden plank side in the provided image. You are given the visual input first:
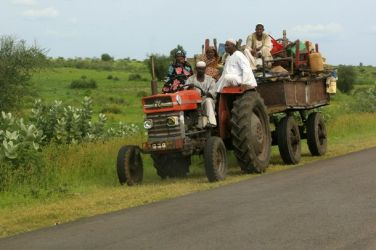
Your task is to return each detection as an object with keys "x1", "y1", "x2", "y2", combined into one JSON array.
[{"x1": 257, "y1": 78, "x2": 330, "y2": 114}]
